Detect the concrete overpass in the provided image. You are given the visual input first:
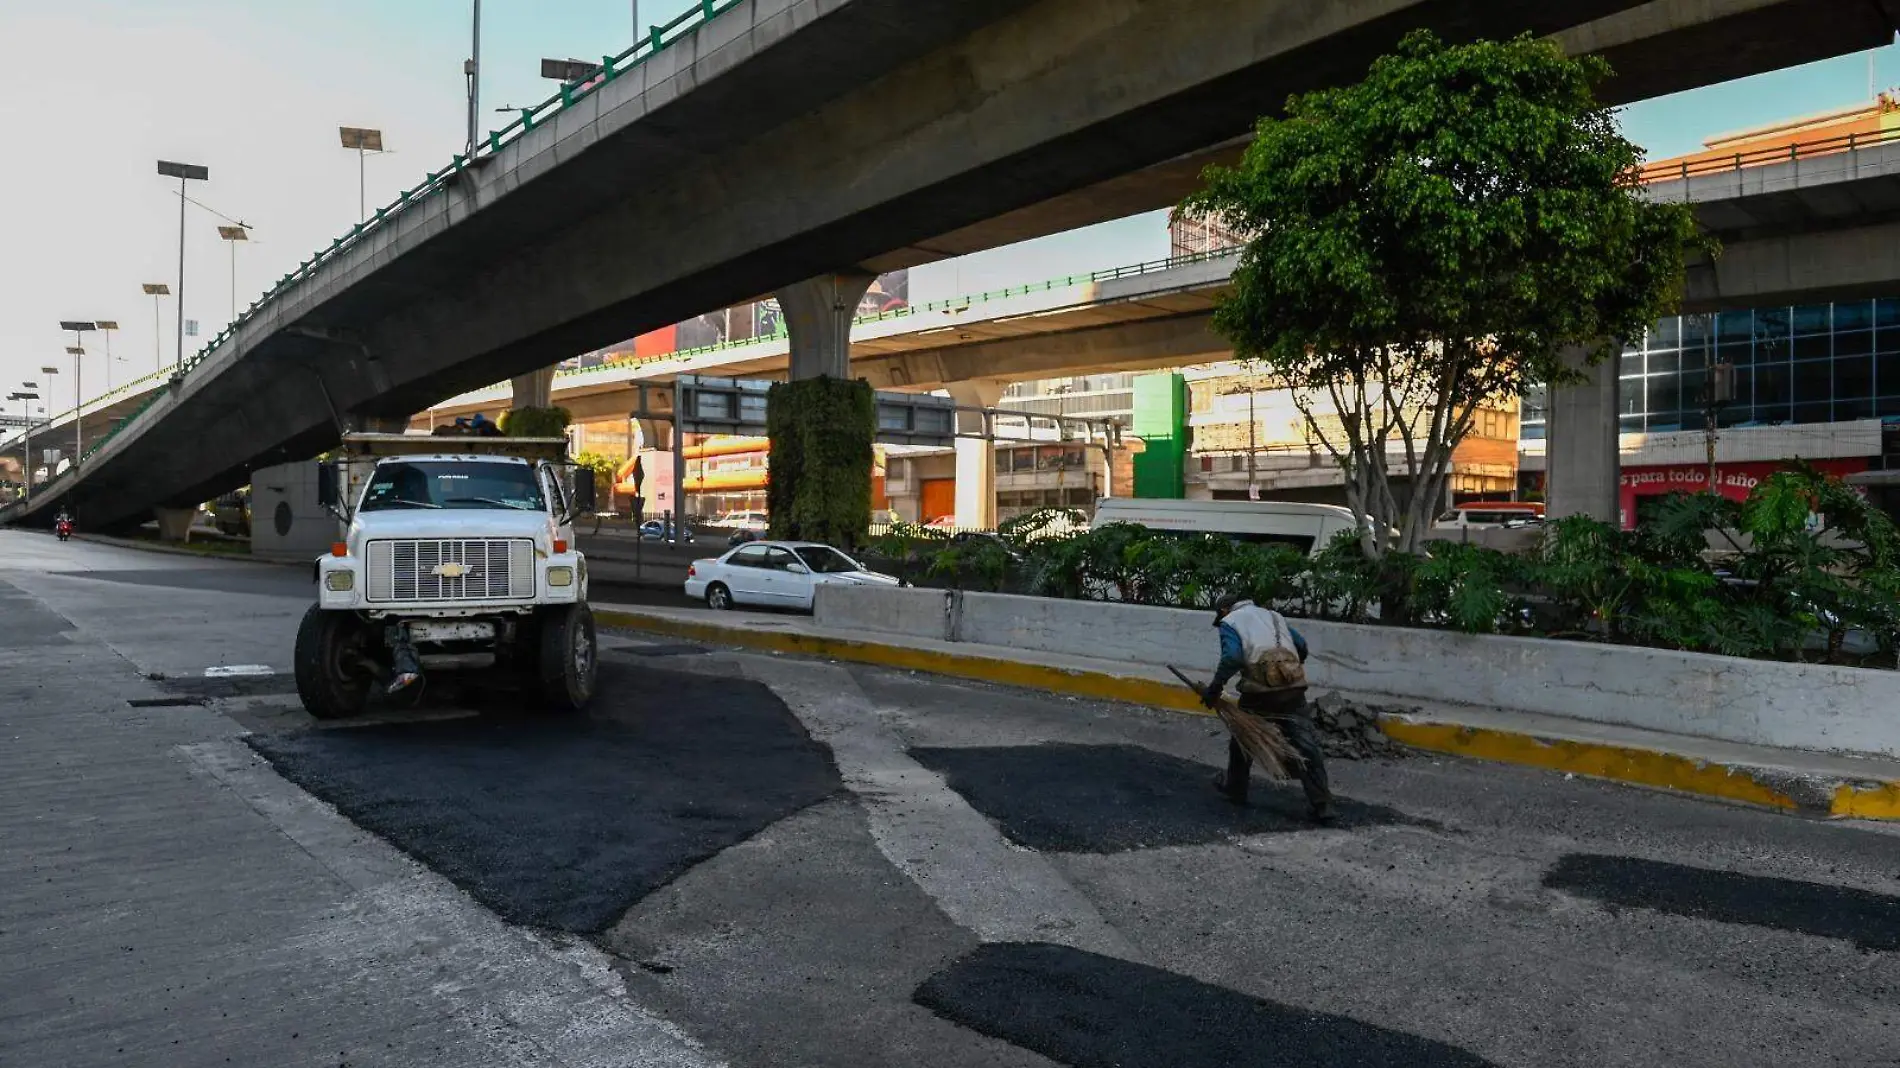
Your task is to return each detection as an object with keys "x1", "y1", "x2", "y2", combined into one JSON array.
[
  {"x1": 421, "y1": 252, "x2": 1238, "y2": 425},
  {"x1": 4, "y1": 0, "x2": 1891, "y2": 530}
]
